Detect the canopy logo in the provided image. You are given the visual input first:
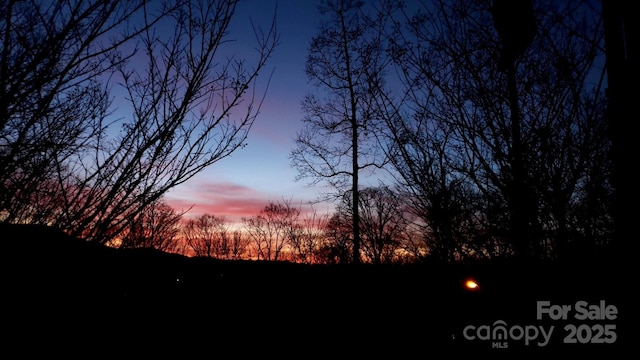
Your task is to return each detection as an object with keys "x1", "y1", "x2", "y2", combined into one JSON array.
[
  {"x1": 463, "y1": 320, "x2": 553, "y2": 348},
  {"x1": 461, "y1": 300, "x2": 618, "y2": 349}
]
